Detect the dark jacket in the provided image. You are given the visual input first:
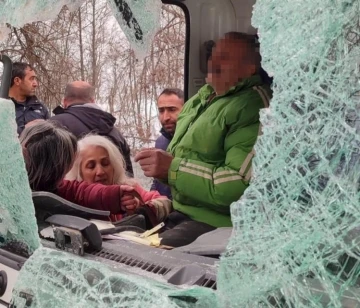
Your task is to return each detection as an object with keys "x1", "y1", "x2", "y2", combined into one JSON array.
[
  {"x1": 150, "y1": 128, "x2": 172, "y2": 199},
  {"x1": 11, "y1": 96, "x2": 50, "y2": 136},
  {"x1": 50, "y1": 104, "x2": 133, "y2": 176}
]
